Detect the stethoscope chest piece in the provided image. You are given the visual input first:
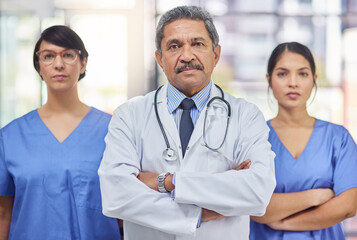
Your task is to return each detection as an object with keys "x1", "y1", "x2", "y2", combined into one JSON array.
[{"x1": 162, "y1": 148, "x2": 178, "y2": 161}]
